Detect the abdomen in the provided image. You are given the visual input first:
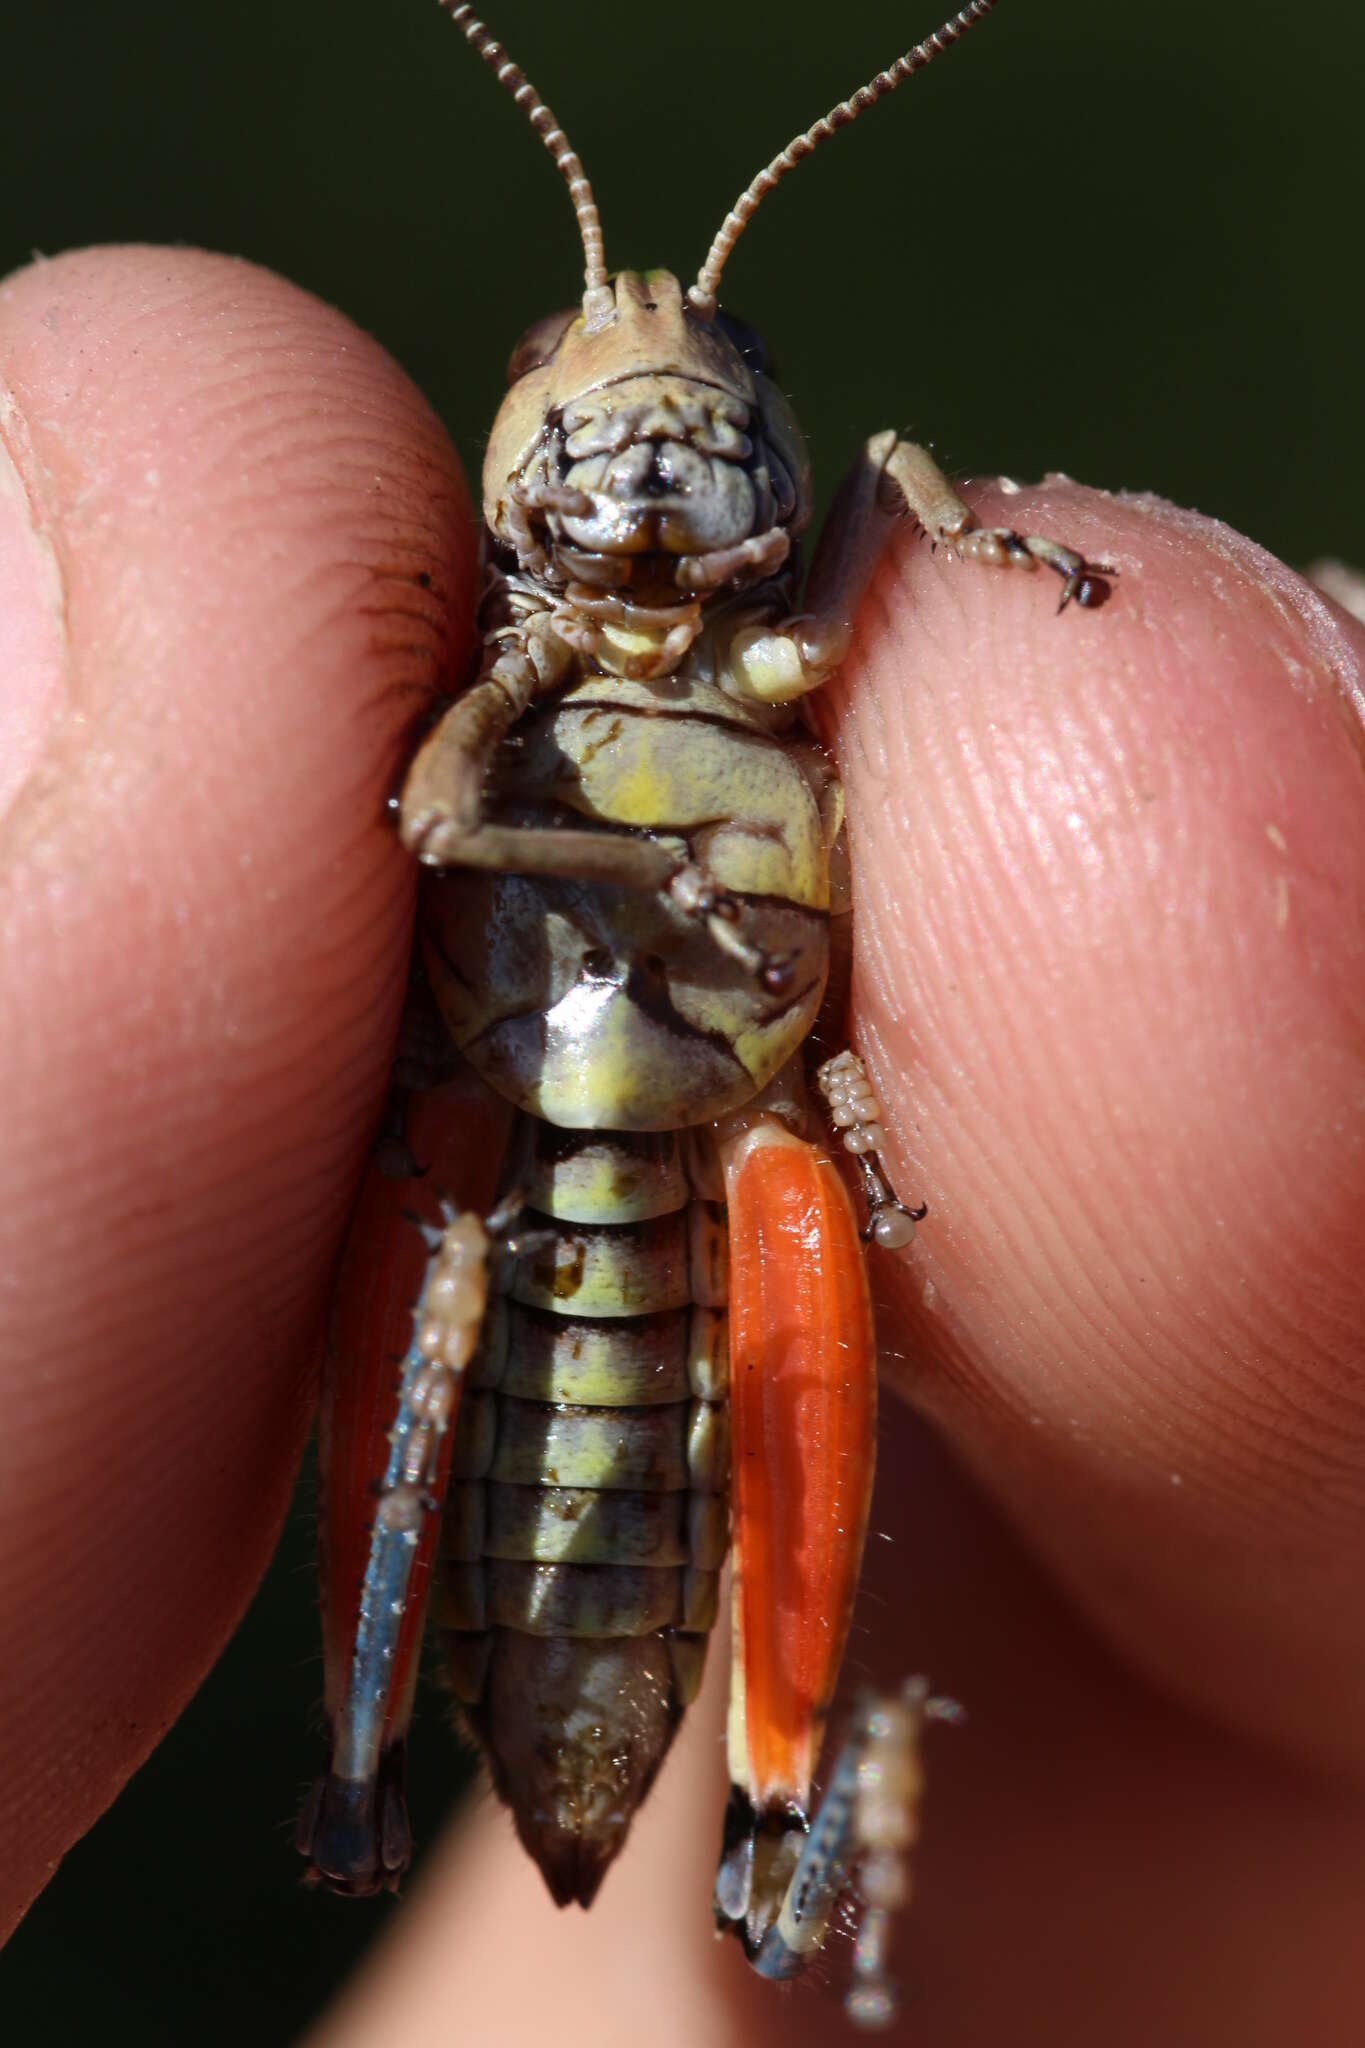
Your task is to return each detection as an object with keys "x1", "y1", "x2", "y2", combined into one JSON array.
[{"x1": 435, "y1": 1121, "x2": 729, "y2": 1904}]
